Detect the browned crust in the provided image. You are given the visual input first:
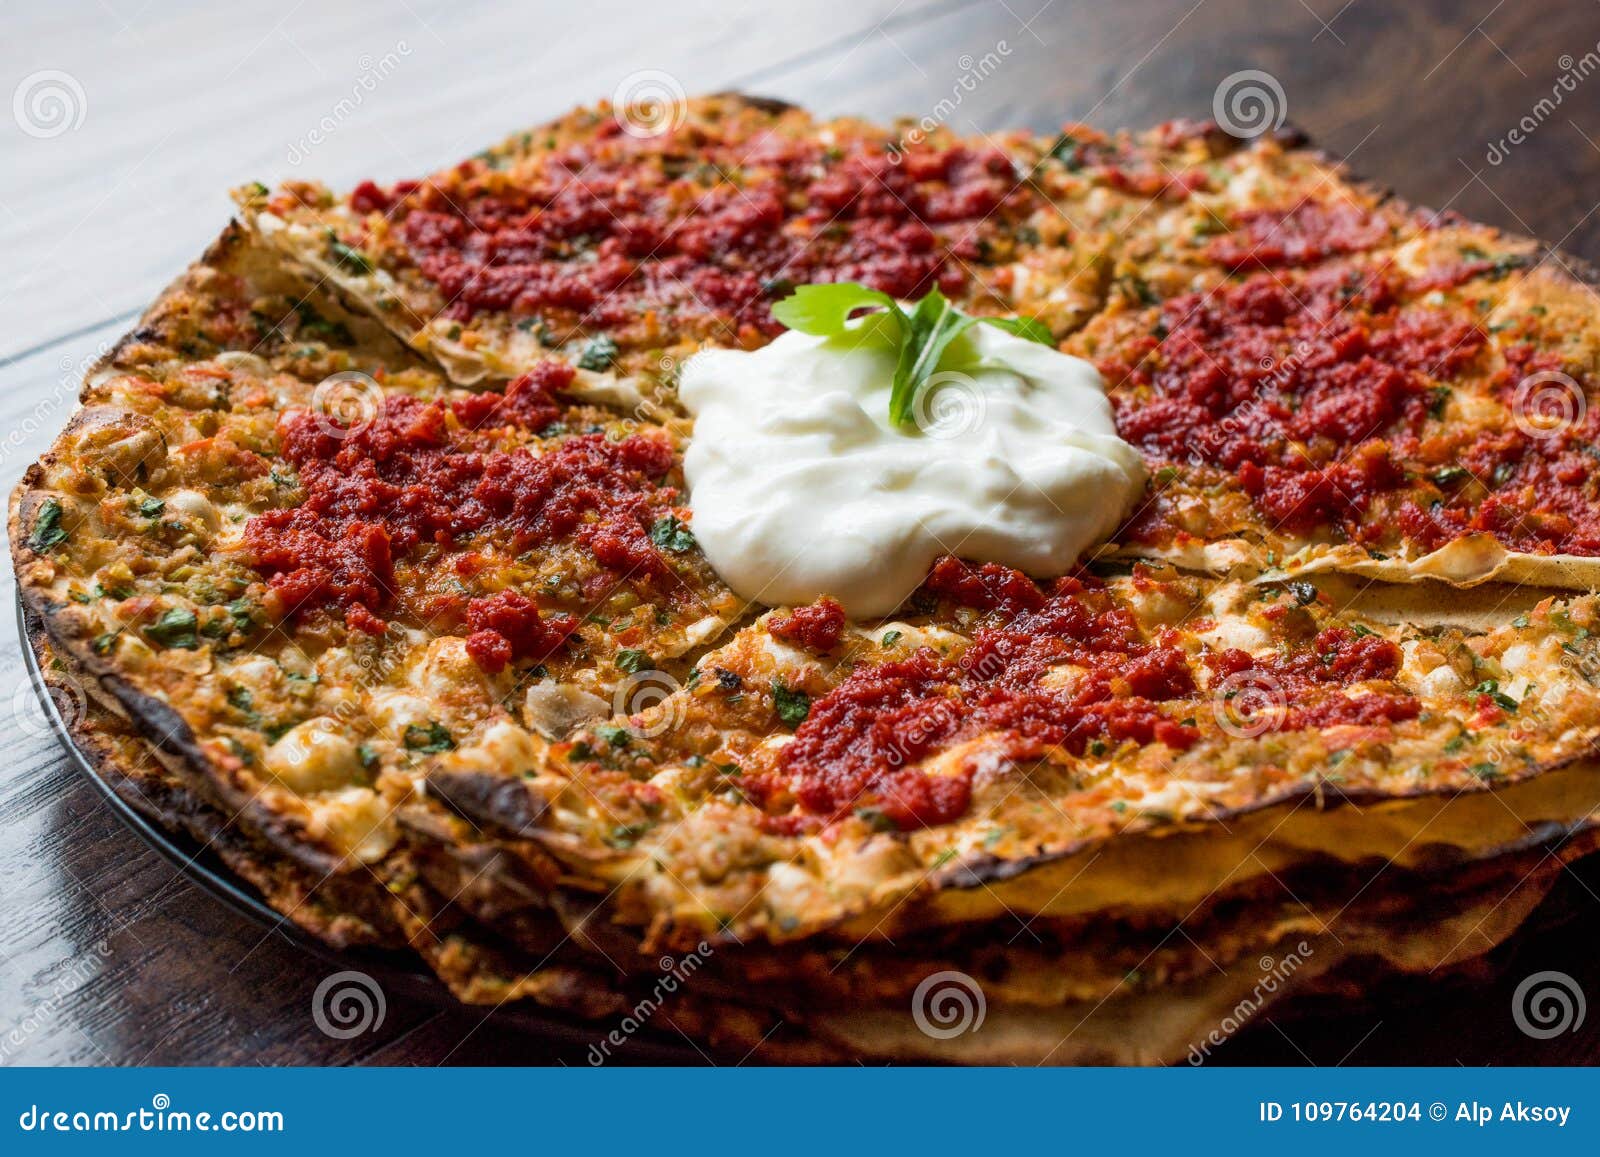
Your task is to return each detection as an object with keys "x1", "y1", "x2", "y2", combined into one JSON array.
[
  {"x1": 36, "y1": 618, "x2": 1600, "y2": 1062},
  {"x1": 7, "y1": 225, "x2": 400, "y2": 880},
  {"x1": 27, "y1": 623, "x2": 402, "y2": 949},
  {"x1": 13, "y1": 518, "x2": 350, "y2": 878}
]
